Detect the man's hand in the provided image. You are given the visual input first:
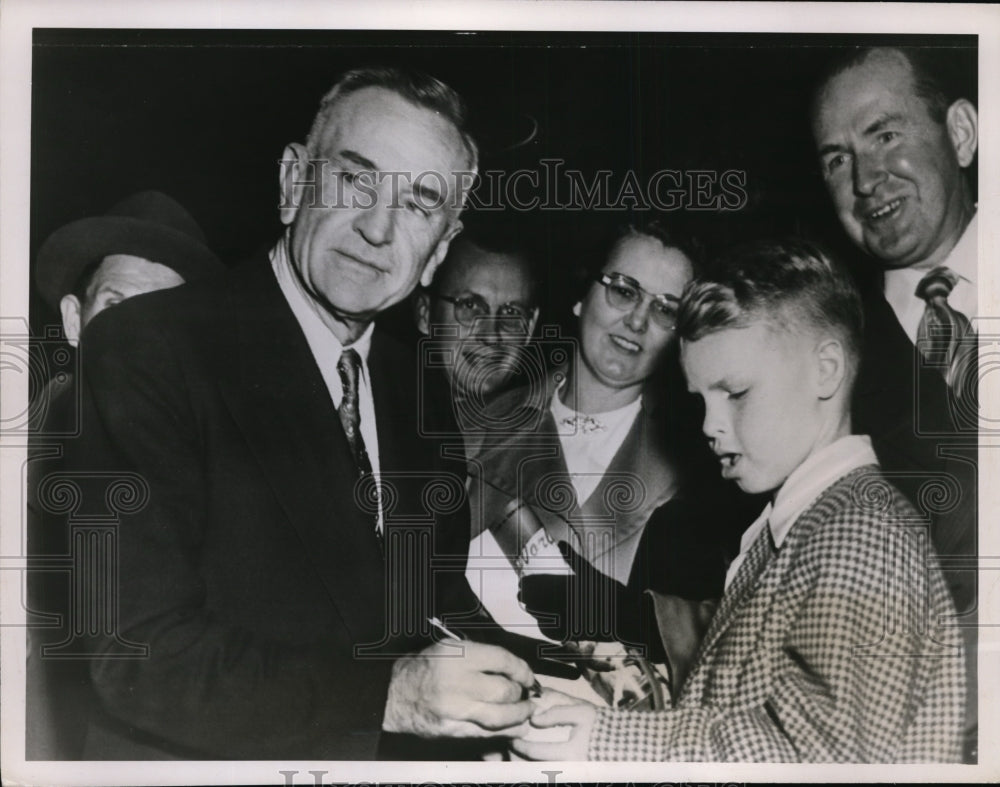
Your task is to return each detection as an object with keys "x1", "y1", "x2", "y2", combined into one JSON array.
[{"x1": 382, "y1": 641, "x2": 535, "y2": 738}]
